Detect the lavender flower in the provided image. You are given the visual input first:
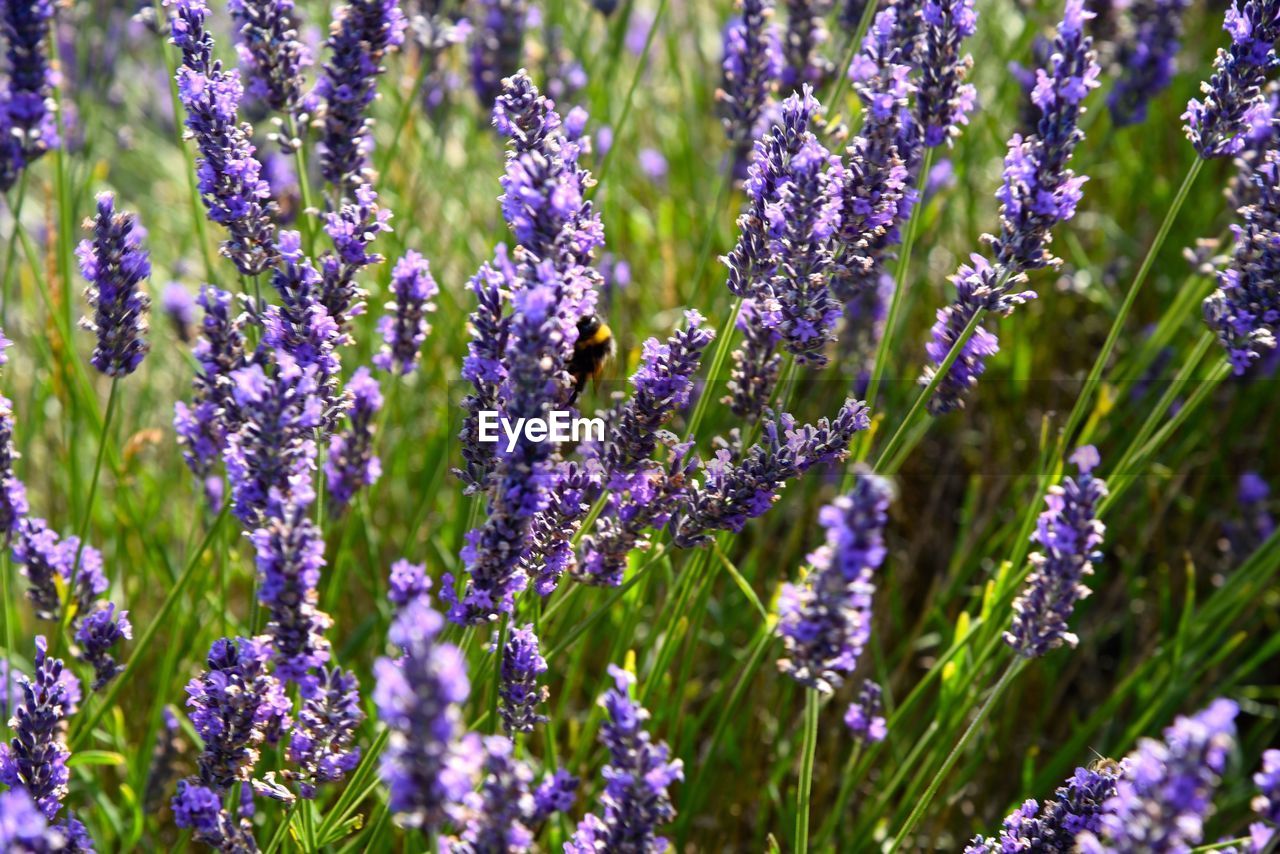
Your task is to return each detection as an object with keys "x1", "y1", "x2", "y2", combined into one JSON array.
[
  {"x1": 534, "y1": 768, "x2": 579, "y2": 821},
  {"x1": 374, "y1": 595, "x2": 479, "y2": 829},
  {"x1": 144, "y1": 708, "x2": 187, "y2": 811},
  {"x1": 777, "y1": 471, "x2": 893, "y2": 692},
  {"x1": 0, "y1": 0, "x2": 58, "y2": 192},
  {"x1": 1254, "y1": 749, "x2": 1280, "y2": 824},
  {"x1": 229, "y1": 0, "x2": 311, "y2": 115},
  {"x1": 318, "y1": 185, "x2": 392, "y2": 334},
  {"x1": 1107, "y1": 0, "x2": 1191, "y2": 126},
  {"x1": 455, "y1": 260, "x2": 511, "y2": 495},
  {"x1": 77, "y1": 193, "x2": 152, "y2": 377},
  {"x1": 0, "y1": 788, "x2": 70, "y2": 852},
  {"x1": 497, "y1": 624, "x2": 548, "y2": 734},
  {"x1": 388, "y1": 558, "x2": 430, "y2": 608},
  {"x1": 1205, "y1": 149, "x2": 1280, "y2": 373},
  {"x1": 1078, "y1": 698, "x2": 1239, "y2": 852},
  {"x1": 161, "y1": 283, "x2": 198, "y2": 343},
  {"x1": 567, "y1": 665, "x2": 683, "y2": 853},
  {"x1": 470, "y1": 0, "x2": 528, "y2": 110},
  {"x1": 781, "y1": 0, "x2": 834, "y2": 90},
  {"x1": 315, "y1": 0, "x2": 407, "y2": 194},
  {"x1": 923, "y1": 0, "x2": 1099, "y2": 413},
  {"x1": 0, "y1": 638, "x2": 72, "y2": 820},
  {"x1": 172, "y1": 779, "x2": 258, "y2": 852},
  {"x1": 669, "y1": 399, "x2": 870, "y2": 548},
  {"x1": 374, "y1": 251, "x2": 439, "y2": 375},
  {"x1": 1005, "y1": 446, "x2": 1108, "y2": 658},
  {"x1": 185, "y1": 636, "x2": 291, "y2": 791},
  {"x1": 916, "y1": 0, "x2": 978, "y2": 147},
  {"x1": 325, "y1": 367, "x2": 383, "y2": 515},
  {"x1": 11, "y1": 518, "x2": 107, "y2": 624},
  {"x1": 965, "y1": 763, "x2": 1120, "y2": 852},
  {"x1": 718, "y1": 0, "x2": 782, "y2": 173},
  {"x1": 844, "y1": 680, "x2": 887, "y2": 742},
  {"x1": 171, "y1": 0, "x2": 278, "y2": 275},
  {"x1": 448, "y1": 736, "x2": 550, "y2": 853},
  {"x1": 250, "y1": 489, "x2": 333, "y2": 681},
  {"x1": 1226, "y1": 471, "x2": 1275, "y2": 560},
  {"x1": 0, "y1": 382, "x2": 30, "y2": 542},
  {"x1": 286, "y1": 666, "x2": 363, "y2": 798},
  {"x1": 73, "y1": 603, "x2": 132, "y2": 691},
  {"x1": 1184, "y1": 0, "x2": 1280, "y2": 158}
]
